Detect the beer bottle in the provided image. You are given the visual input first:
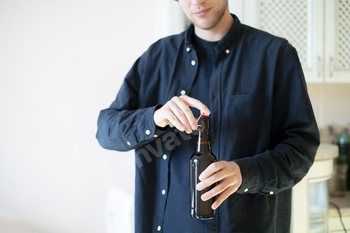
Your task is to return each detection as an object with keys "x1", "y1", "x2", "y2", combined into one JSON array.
[{"x1": 190, "y1": 113, "x2": 217, "y2": 219}]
